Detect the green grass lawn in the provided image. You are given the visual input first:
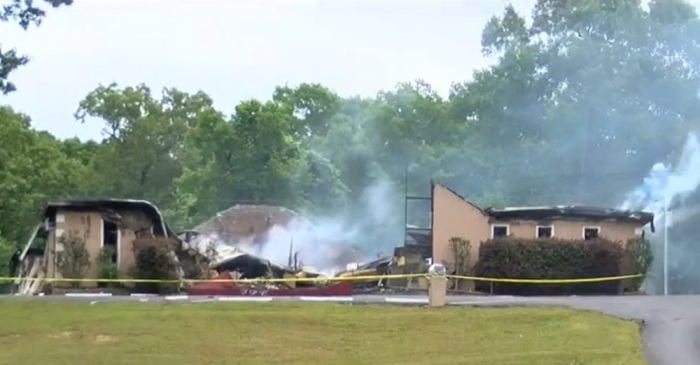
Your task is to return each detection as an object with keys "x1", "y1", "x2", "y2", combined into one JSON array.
[{"x1": 0, "y1": 300, "x2": 645, "y2": 365}]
